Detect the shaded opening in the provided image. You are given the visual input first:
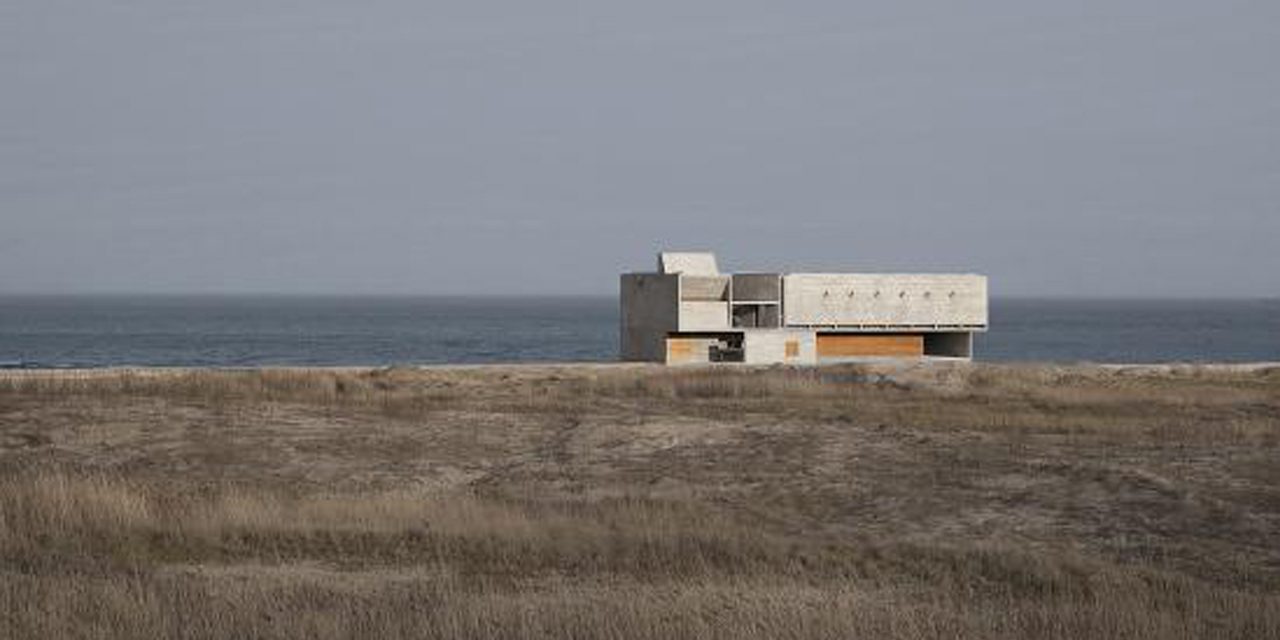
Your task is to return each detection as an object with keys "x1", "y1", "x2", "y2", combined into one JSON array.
[
  {"x1": 732, "y1": 305, "x2": 781, "y2": 329},
  {"x1": 923, "y1": 332, "x2": 973, "y2": 358}
]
